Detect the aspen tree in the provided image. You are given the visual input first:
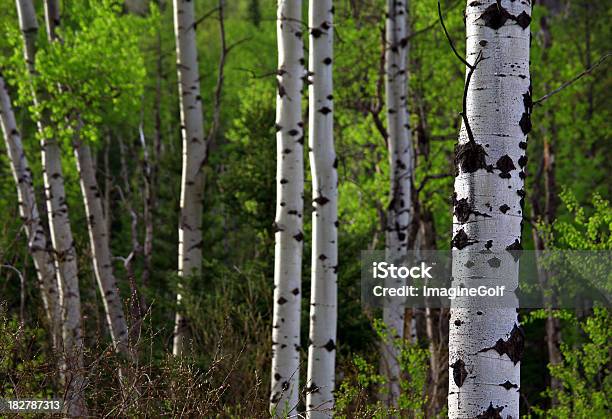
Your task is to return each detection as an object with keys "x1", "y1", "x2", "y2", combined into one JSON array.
[
  {"x1": 381, "y1": 0, "x2": 413, "y2": 408},
  {"x1": 72, "y1": 136, "x2": 132, "y2": 358},
  {"x1": 0, "y1": 74, "x2": 60, "y2": 351},
  {"x1": 42, "y1": 0, "x2": 133, "y2": 360},
  {"x1": 16, "y1": 0, "x2": 87, "y2": 415},
  {"x1": 447, "y1": 1, "x2": 531, "y2": 417},
  {"x1": 172, "y1": 0, "x2": 207, "y2": 356},
  {"x1": 269, "y1": 0, "x2": 304, "y2": 416},
  {"x1": 306, "y1": 1, "x2": 338, "y2": 416}
]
